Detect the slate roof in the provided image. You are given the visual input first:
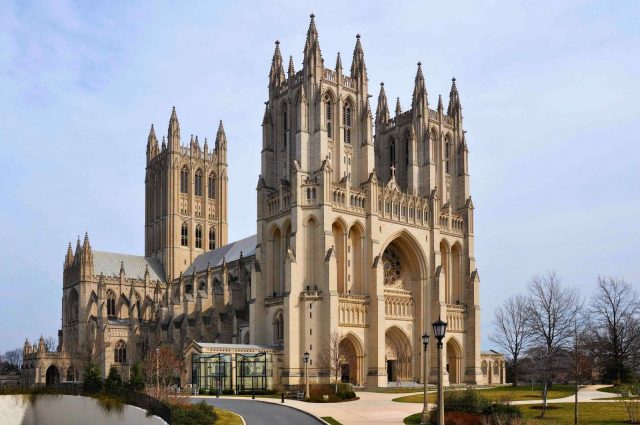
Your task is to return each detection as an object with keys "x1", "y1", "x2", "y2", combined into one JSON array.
[
  {"x1": 184, "y1": 234, "x2": 257, "y2": 275},
  {"x1": 195, "y1": 342, "x2": 278, "y2": 351},
  {"x1": 93, "y1": 251, "x2": 166, "y2": 282}
]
